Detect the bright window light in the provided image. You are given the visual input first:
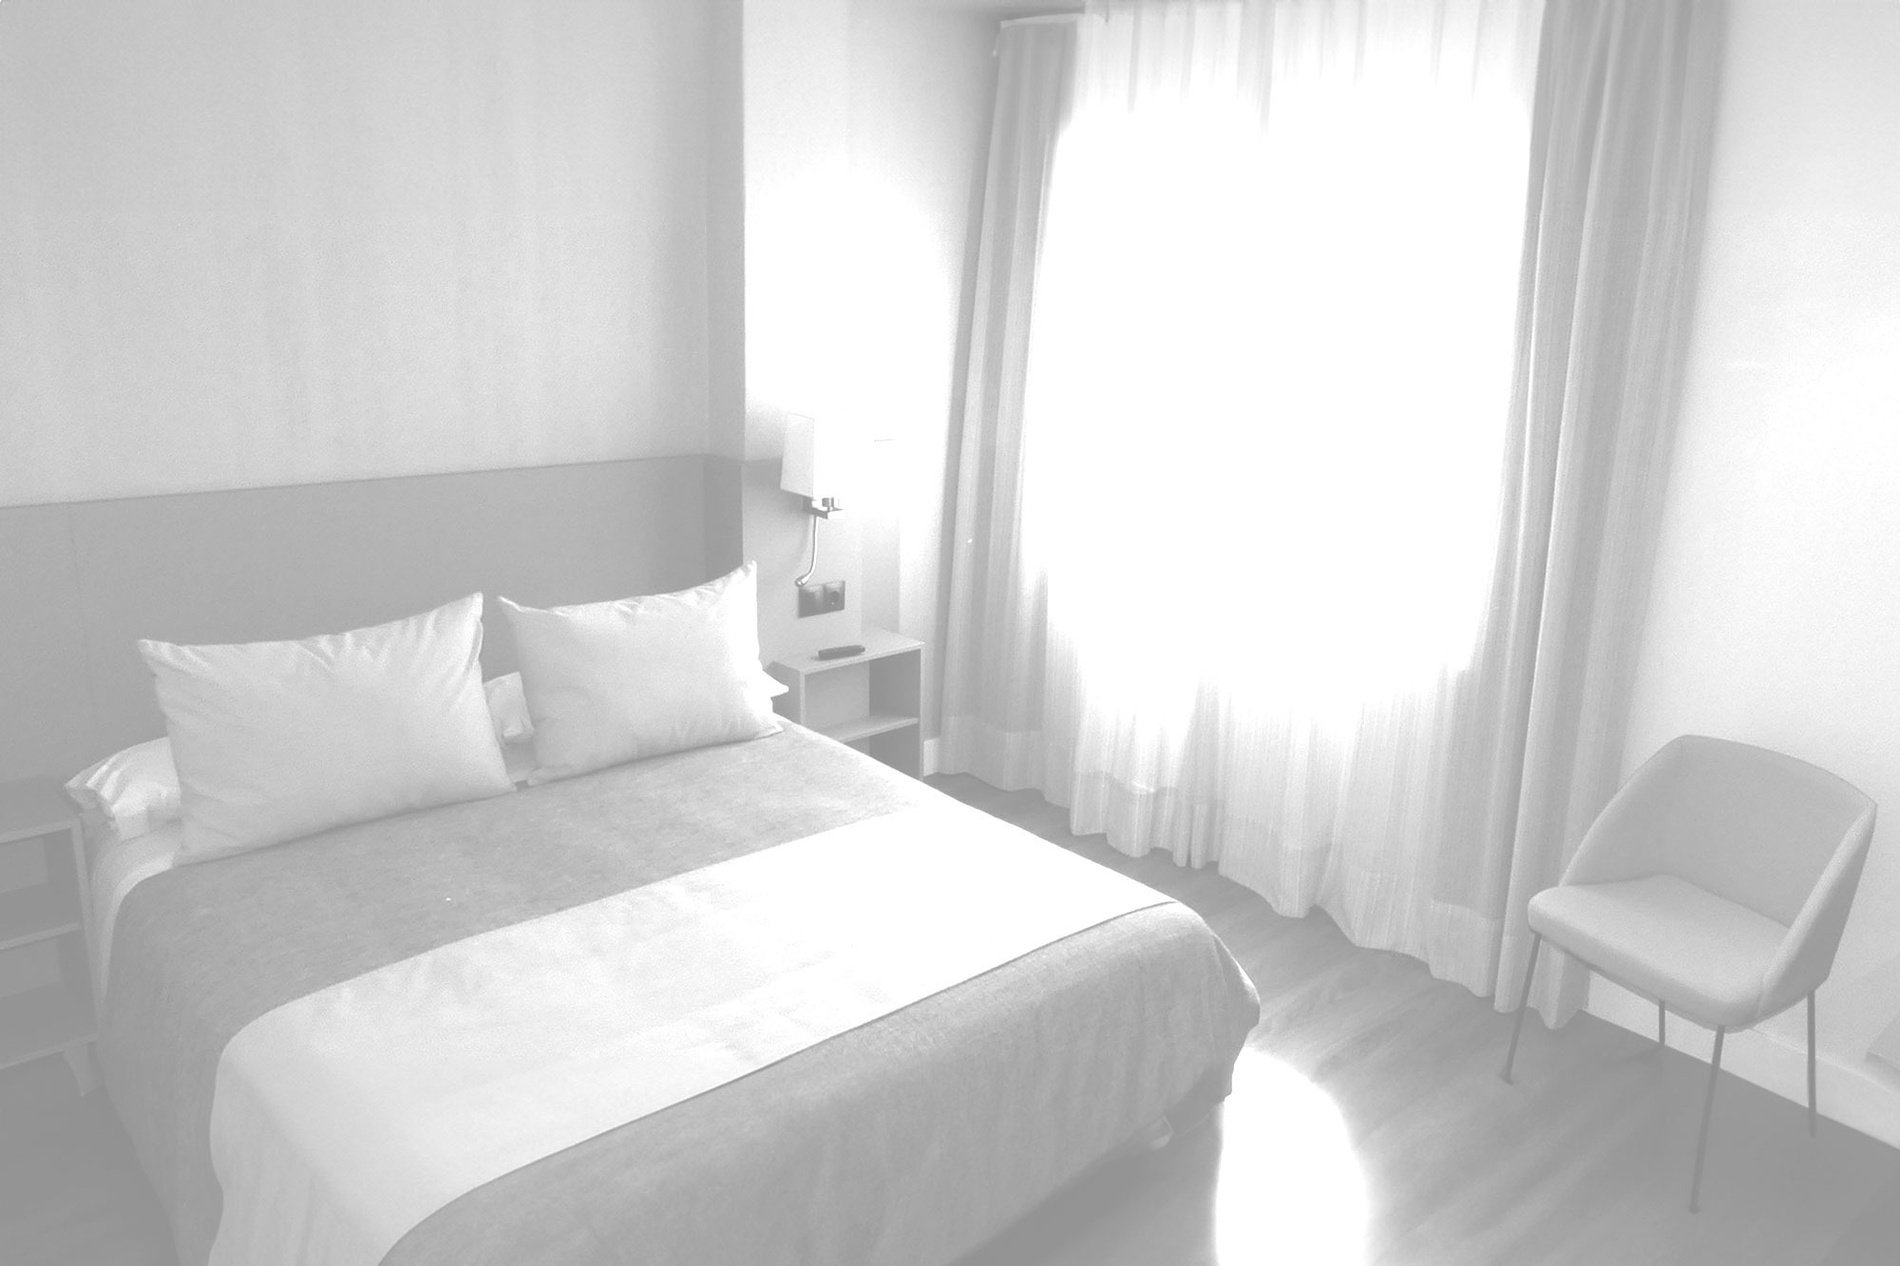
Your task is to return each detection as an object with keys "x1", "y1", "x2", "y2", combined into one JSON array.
[{"x1": 1019, "y1": 36, "x2": 1532, "y2": 730}]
